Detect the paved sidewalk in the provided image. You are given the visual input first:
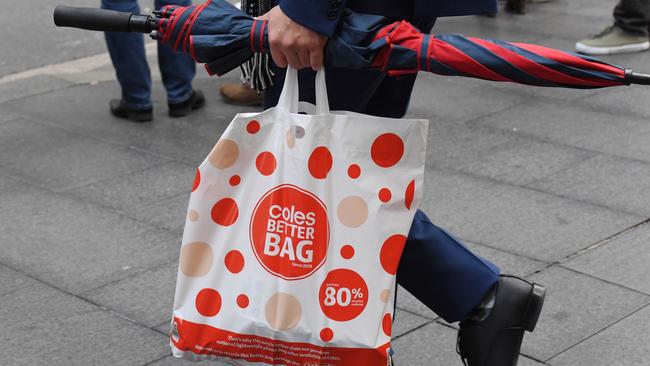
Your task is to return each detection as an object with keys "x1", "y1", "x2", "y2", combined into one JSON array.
[{"x1": 1, "y1": 0, "x2": 650, "y2": 365}]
